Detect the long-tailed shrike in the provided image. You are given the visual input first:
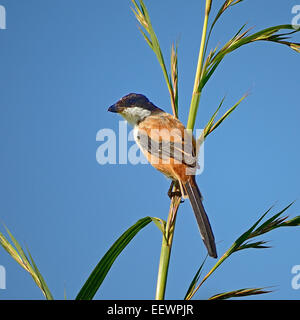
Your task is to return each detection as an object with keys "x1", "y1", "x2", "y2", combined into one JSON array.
[{"x1": 108, "y1": 93, "x2": 217, "y2": 258}]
